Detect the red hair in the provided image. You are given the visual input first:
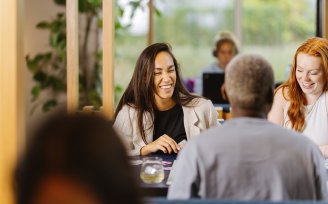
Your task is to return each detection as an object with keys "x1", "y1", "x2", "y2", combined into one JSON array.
[{"x1": 277, "y1": 37, "x2": 328, "y2": 132}]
